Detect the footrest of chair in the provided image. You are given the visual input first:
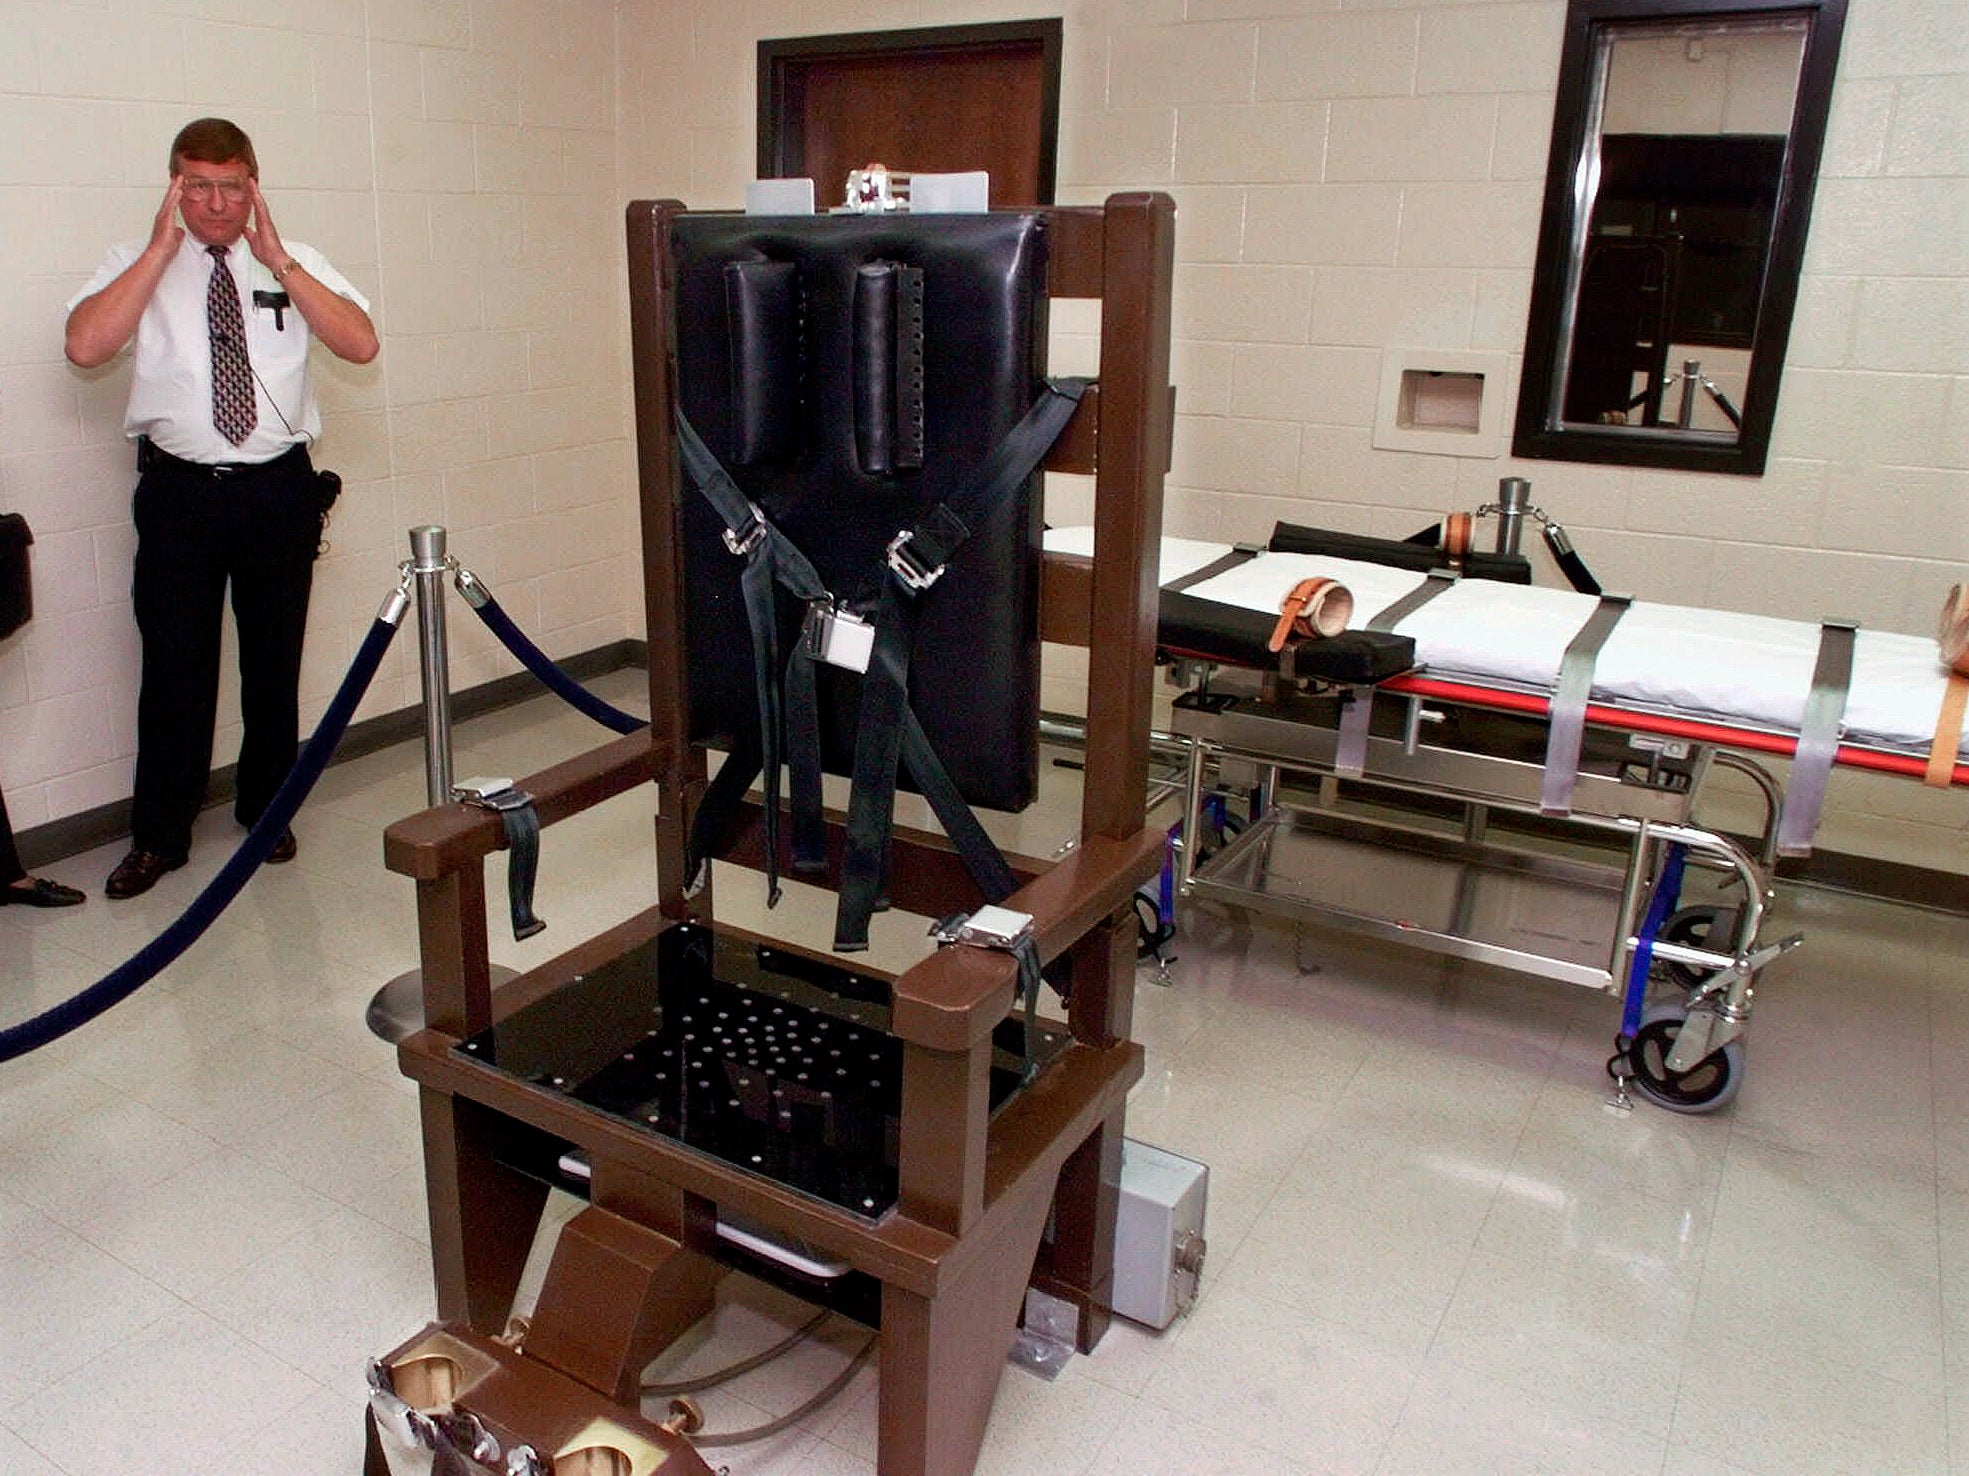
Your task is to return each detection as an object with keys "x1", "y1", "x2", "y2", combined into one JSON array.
[{"x1": 365, "y1": 1322, "x2": 717, "y2": 1476}]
